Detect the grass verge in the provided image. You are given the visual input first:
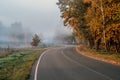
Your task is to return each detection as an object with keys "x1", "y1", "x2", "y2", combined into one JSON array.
[
  {"x1": 0, "y1": 48, "x2": 46, "y2": 80},
  {"x1": 76, "y1": 45, "x2": 120, "y2": 66}
]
